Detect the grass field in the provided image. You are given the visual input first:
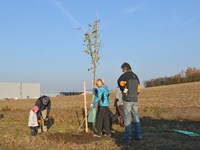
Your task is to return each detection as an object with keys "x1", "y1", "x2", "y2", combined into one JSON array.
[{"x1": 0, "y1": 82, "x2": 200, "y2": 150}]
